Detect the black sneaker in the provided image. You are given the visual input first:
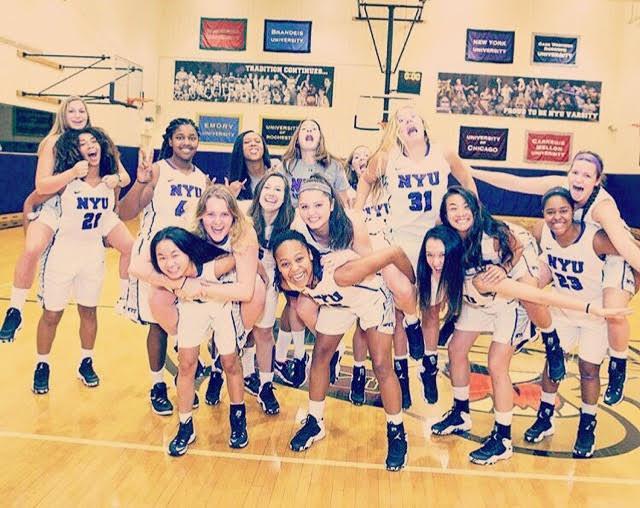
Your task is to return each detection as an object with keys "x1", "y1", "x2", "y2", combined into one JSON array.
[
  {"x1": 150, "y1": 382, "x2": 173, "y2": 416},
  {"x1": 274, "y1": 360, "x2": 296, "y2": 386},
  {"x1": 542, "y1": 330, "x2": 565, "y2": 382},
  {"x1": 573, "y1": 413, "x2": 597, "y2": 458},
  {"x1": 193, "y1": 392, "x2": 200, "y2": 409},
  {"x1": 404, "y1": 321, "x2": 425, "y2": 360},
  {"x1": 329, "y1": 349, "x2": 342, "y2": 384},
  {"x1": 604, "y1": 358, "x2": 626, "y2": 406},
  {"x1": 77, "y1": 358, "x2": 100, "y2": 387},
  {"x1": 349, "y1": 366, "x2": 366, "y2": 406},
  {"x1": 167, "y1": 417, "x2": 196, "y2": 457},
  {"x1": 229, "y1": 405, "x2": 249, "y2": 449},
  {"x1": 0, "y1": 307, "x2": 22, "y2": 343},
  {"x1": 244, "y1": 372, "x2": 260, "y2": 397},
  {"x1": 291, "y1": 353, "x2": 309, "y2": 388},
  {"x1": 524, "y1": 401, "x2": 555, "y2": 443},
  {"x1": 431, "y1": 407, "x2": 472, "y2": 435},
  {"x1": 469, "y1": 430, "x2": 513, "y2": 465},
  {"x1": 438, "y1": 318, "x2": 456, "y2": 347},
  {"x1": 33, "y1": 362, "x2": 50, "y2": 394},
  {"x1": 205, "y1": 370, "x2": 224, "y2": 406},
  {"x1": 195, "y1": 358, "x2": 207, "y2": 379},
  {"x1": 386, "y1": 422, "x2": 408, "y2": 471},
  {"x1": 394, "y1": 358, "x2": 411, "y2": 410},
  {"x1": 290, "y1": 414, "x2": 325, "y2": 452},
  {"x1": 257, "y1": 381, "x2": 280, "y2": 415},
  {"x1": 419, "y1": 355, "x2": 438, "y2": 404}
]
